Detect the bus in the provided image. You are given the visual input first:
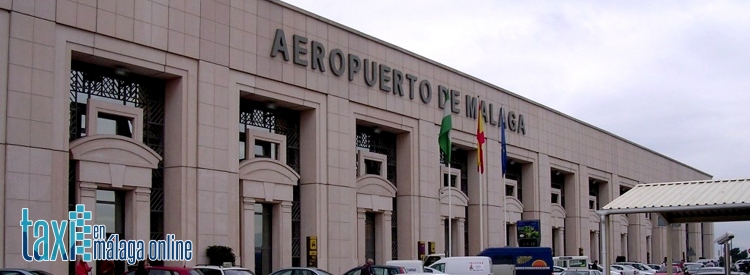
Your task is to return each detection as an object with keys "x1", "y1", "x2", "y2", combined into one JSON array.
[{"x1": 478, "y1": 247, "x2": 554, "y2": 275}]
